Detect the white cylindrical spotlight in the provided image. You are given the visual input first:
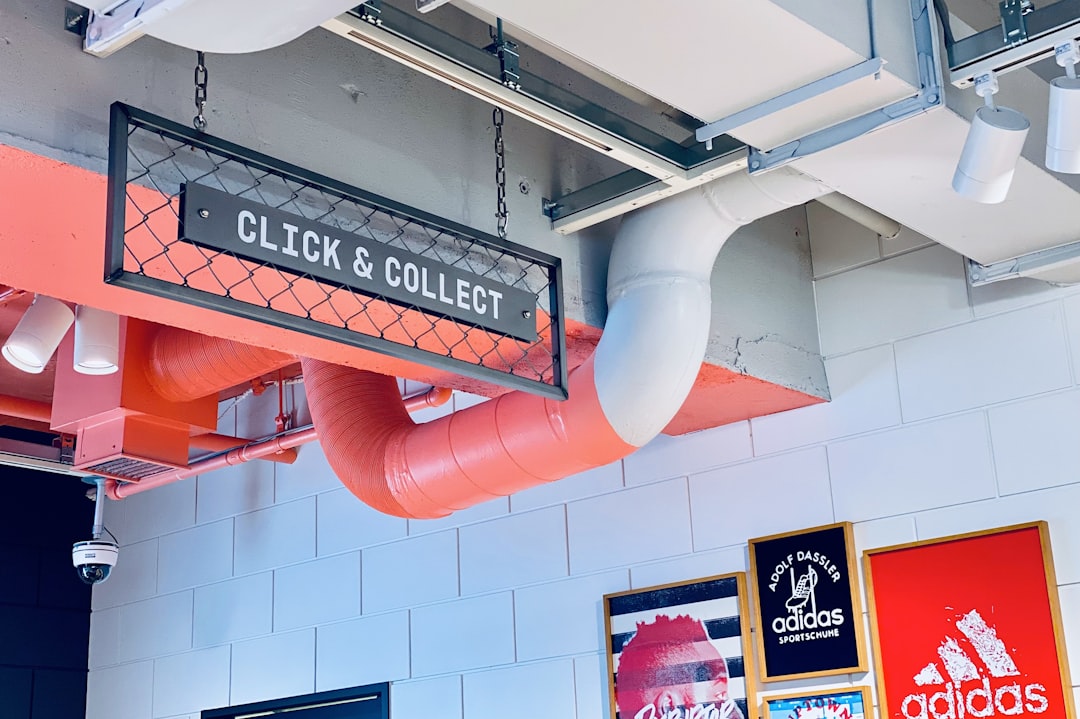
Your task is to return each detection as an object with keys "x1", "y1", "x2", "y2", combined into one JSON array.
[
  {"x1": 1047, "y1": 77, "x2": 1080, "y2": 173},
  {"x1": 74, "y1": 306, "x2": 119, "y2": 375},
  {"x1": 2, "y1": 296, "x2": 75, "y2": 374},
  {"x1": 952, "y1": 106, "x2": 1030, "y2": 204}
]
